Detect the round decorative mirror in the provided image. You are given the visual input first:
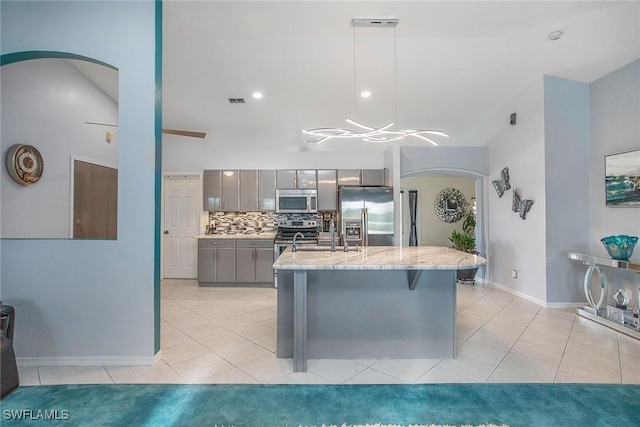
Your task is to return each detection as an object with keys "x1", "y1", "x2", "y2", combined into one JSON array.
[{"x1": 434, "y1": 188, "x2": 468, "y2": 223}]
